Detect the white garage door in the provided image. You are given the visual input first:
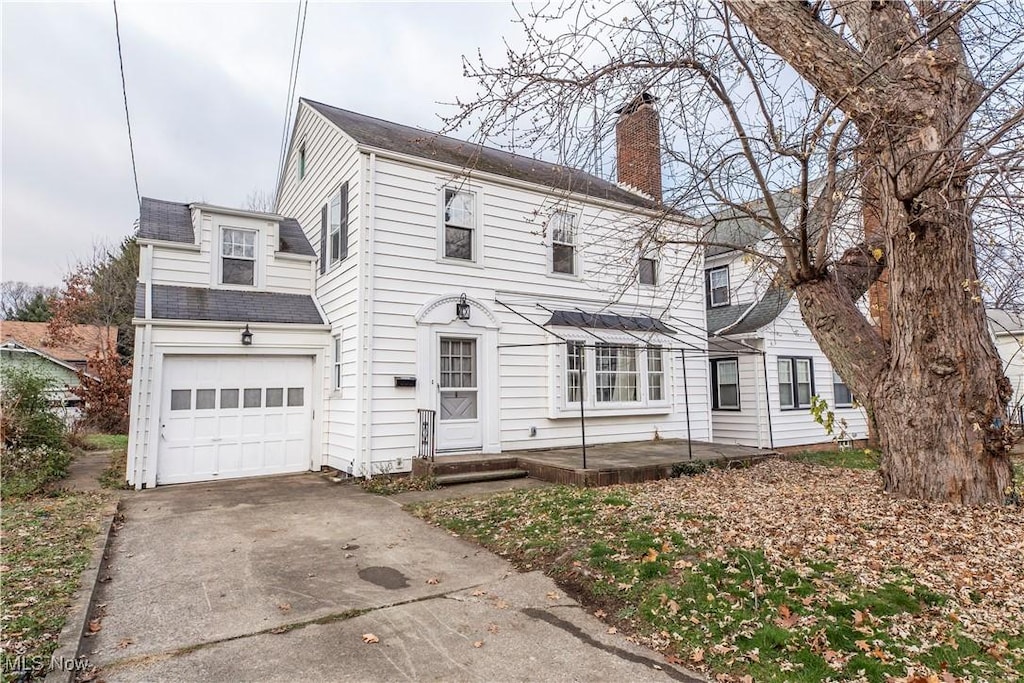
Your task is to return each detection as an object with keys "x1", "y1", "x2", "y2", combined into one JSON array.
[{"x1": 158, "y1": 355, "x2": 314, "y2": 485}]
